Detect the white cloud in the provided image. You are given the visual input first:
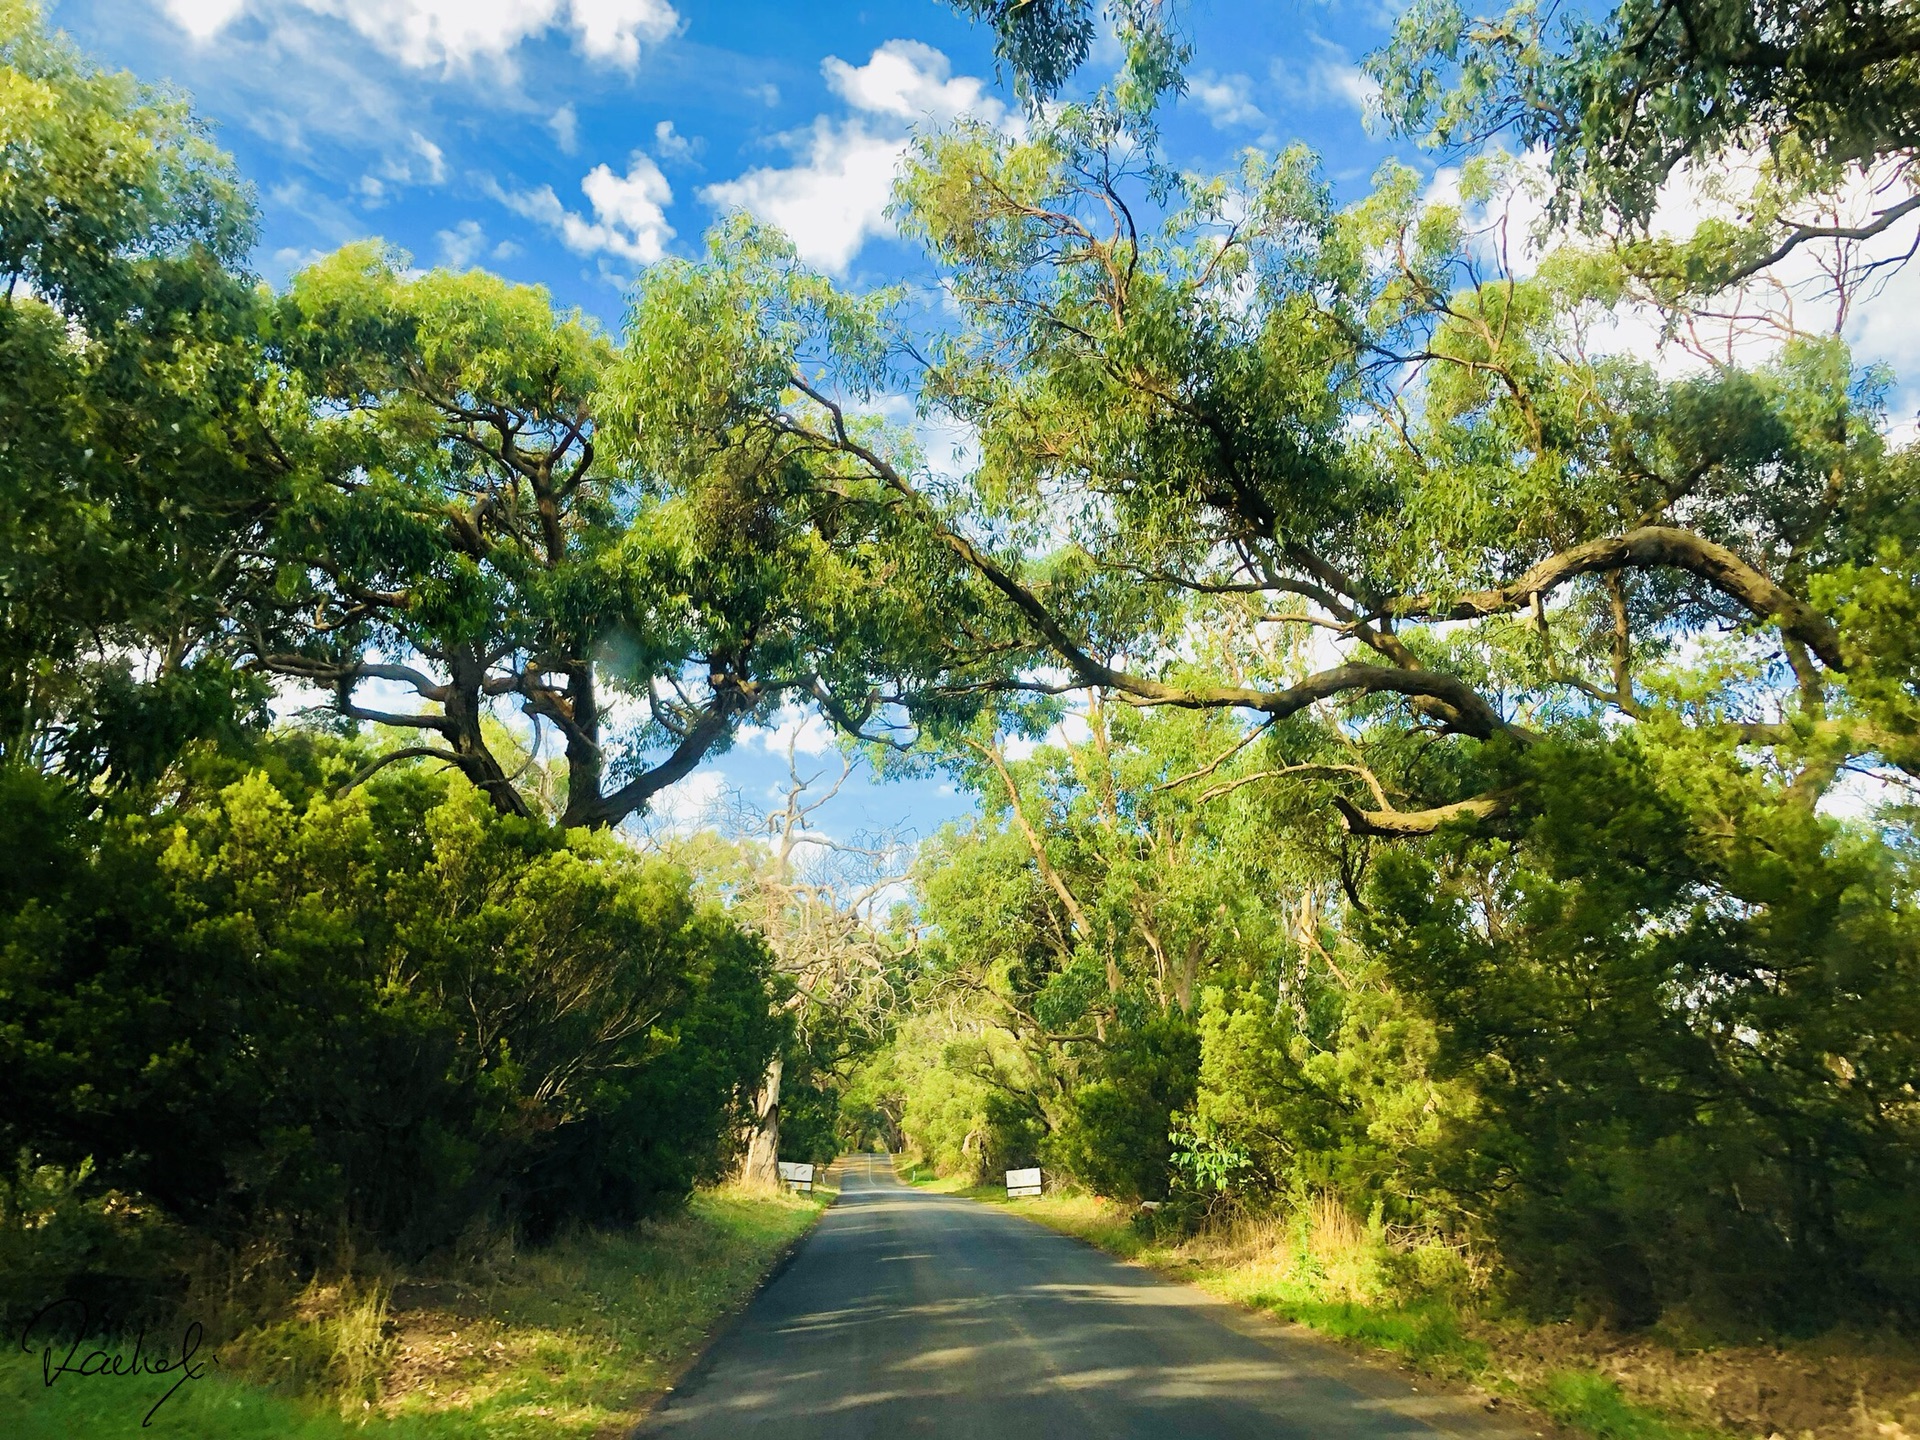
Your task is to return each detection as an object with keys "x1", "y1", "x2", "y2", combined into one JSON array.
[
  {"x1": 267, "y1": 245, "x2": 328, "y2": 282},
  {"x1": 1270, "y1": 41, "x2": 1378, "y2": 117},
  {"x1": 164, "y1": 0, "x2": 248, "y2": 40},
  {"x1": 355, "y1": 130, "x2": 446, "y2": 206},
  {"x1": 389, "y1": 130, "x2": 446, "y2": 185},
  {"x1": 1422, "y1": 153, "x2": 1553, "y2": 278},
  {"x1": 1422, "y1": 145, "x2": 1920, "y2": 418},
  {"x1": 1818, "y1": 765, "x2": 1911, "y2": 822},
  {"x1": 1321, "y1": 64, "x2": 1379, "y2": 113},
  {"x1": 856, "y1": 392, "x2": 981, "y2": 482},
  {"x1": 639, "y1": 769, "x2": 727, "y2": 836},
  {"x1": 701, "y1": 41, "x2": 1006, "y2": 274},
  {"x1": 566, "y1": 0, "x2": 680, "y2": 68},
  {"x1": 437, "y1": 219, "x2": 487, "y2": 267},
  {"x1": 999, "y1": 711, "x2": 1092, "y2": 762},
  {"x1": 699, "y1": 118, "x2": 905, "y2": 273},
  {"x1": 744, "y1": 705, "x2": 839, "y2": 757},
  {"x1": 654, "y1": 119, "x2": 696, "y2": 163},
  {"x1": 497, "y1": 153, "x2": 675, "y2": 265},
  {"x1": 1188, "y1": 71, "x2": 1264, "y2": 130},
  {"x1": 148, "y1": 4, "x2": 424, "y2": 176},
  {"x1": 159, "y1": 0, "x2": 680, "y2": 71},
  {"x1": 823, "y1": 38, "x2": 1005, "y2": 127},
  {"x1": 581, "y1": 157, "x2": 675, "y2": 258},
  {"x1": 549, "y1": 104, "x2": 580, "y2": 153}
]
